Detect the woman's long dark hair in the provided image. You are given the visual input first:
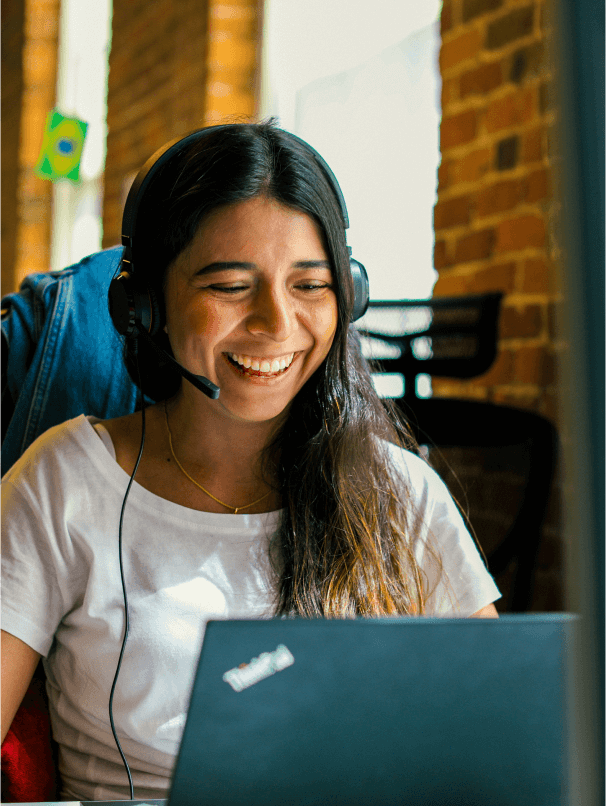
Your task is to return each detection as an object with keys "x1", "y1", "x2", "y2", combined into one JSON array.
[{"x1": 123, "y1": 121, "x2": 444, "y2": 616}]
